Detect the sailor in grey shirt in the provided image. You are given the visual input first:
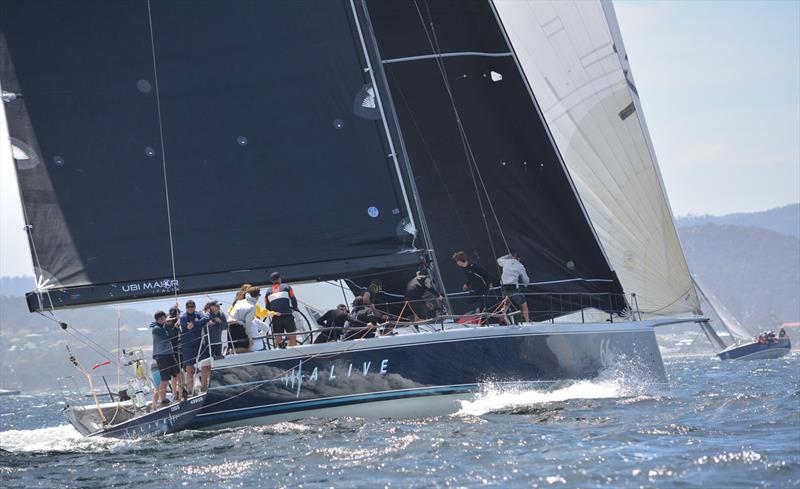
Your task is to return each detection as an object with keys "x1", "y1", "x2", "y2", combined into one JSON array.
[{"x1": 497, "y1": 251, "x2": 530, "y2": 322}]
